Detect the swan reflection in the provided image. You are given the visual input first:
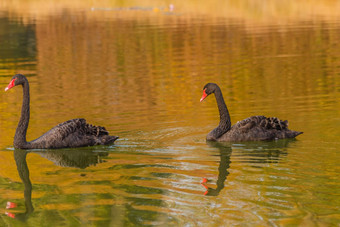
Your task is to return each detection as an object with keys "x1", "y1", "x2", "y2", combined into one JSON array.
[
  {"x1": 8, "y1": 149, "x2": 108, "y2": 221},
  {"x1": 201, "y1": 139, "x2": 296, "y2": 196}
]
